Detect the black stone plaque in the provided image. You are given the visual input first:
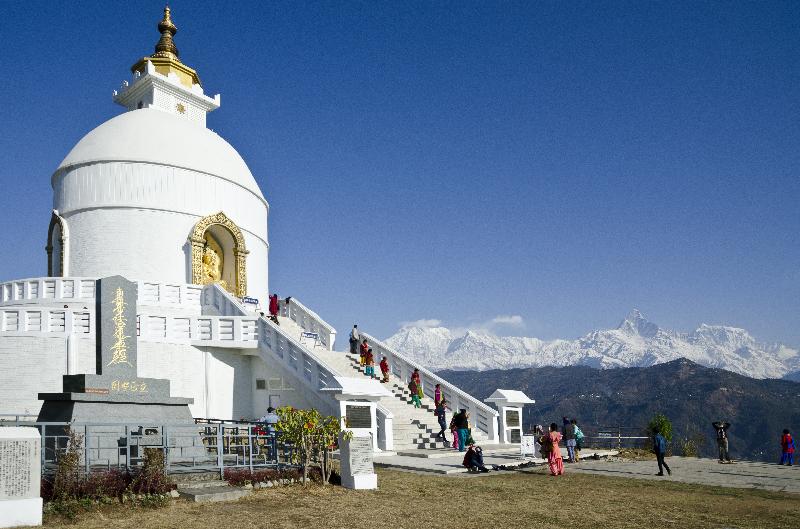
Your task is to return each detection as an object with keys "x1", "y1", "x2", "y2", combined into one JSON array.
[
  {"x1": 510, "y1": 429, "x2": 522, "y2": 443},
  {"x1": 346, "y1": 405, "x2": 372, "y2": 429},
  {"x1": 506, "y1": 409, "x2": 520, "y2": 428}
]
